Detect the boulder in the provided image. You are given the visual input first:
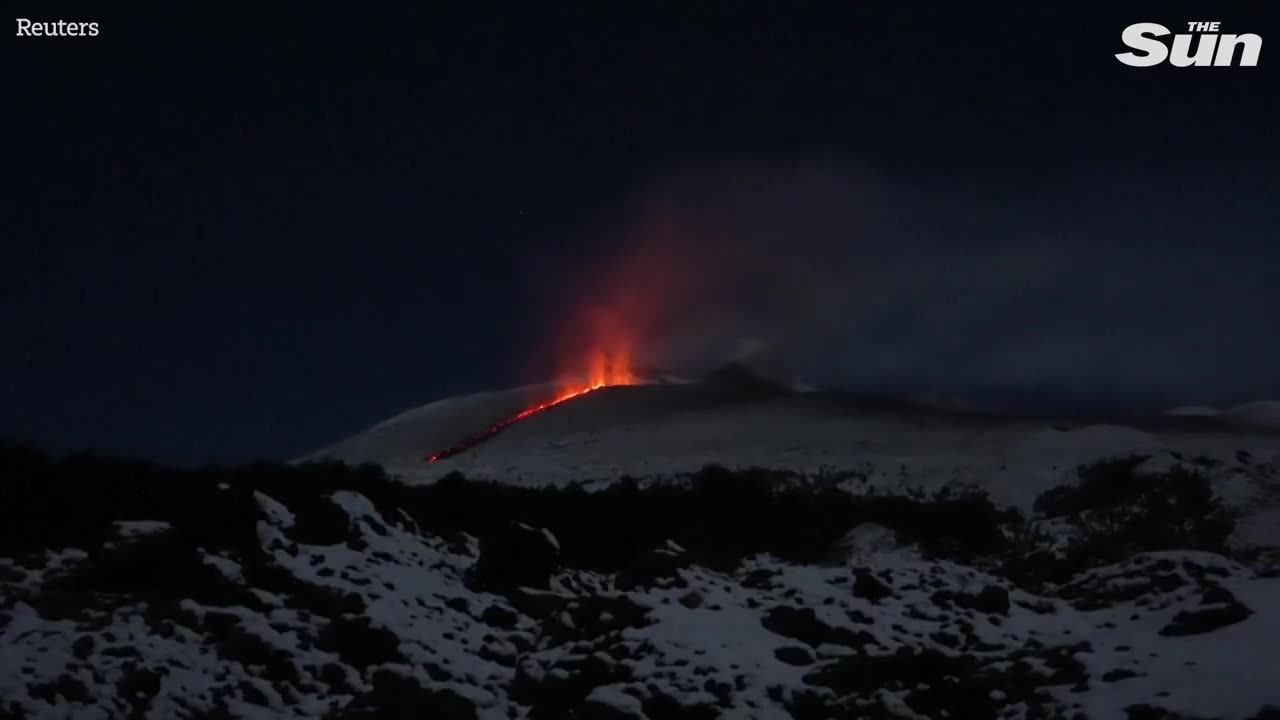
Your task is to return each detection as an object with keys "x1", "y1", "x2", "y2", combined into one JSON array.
[
  {"x1": 338, "y1": 669, "x2": 477, "y2": 720},
  {"x1": 615, "y1": 545, "x2": 690, "y2": 591},
  {"x1": 774, "y1": 646, "x2": 816, "y2": 666},
  {"x1": 470, "y1": 522, "x2": 560, "y2": 593},
  {"x1": 1159, "y1": 599, "x2": 1253, "y2": 636},
  {"x1": 851, "y1": 568, "x2": 893, "y2": 602},
  {"x1": 761, "y1": 606, "x2": 875, "y2": 650}
]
